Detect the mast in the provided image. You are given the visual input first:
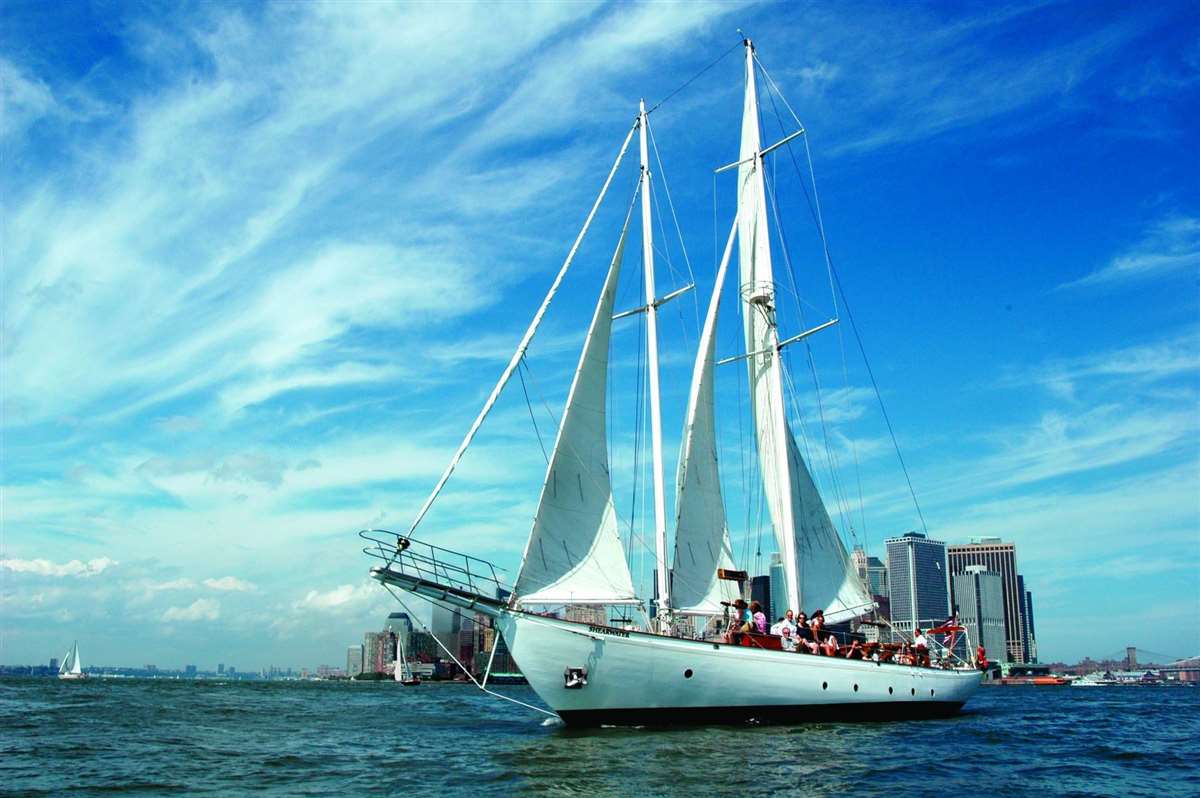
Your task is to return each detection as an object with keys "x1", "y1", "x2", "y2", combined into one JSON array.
[
  {"x1": 638, "y1": 100, "x2": 670, "y2": 630},
  {"x1": 737, "y1": 39, "x2": 802, "y2": 617}
]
